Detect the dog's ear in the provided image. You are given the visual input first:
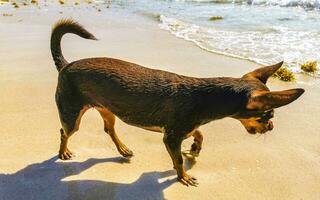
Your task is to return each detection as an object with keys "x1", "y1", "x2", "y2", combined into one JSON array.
[
  {"x1": 243, "y1": 61, "x2": 283, "y2": 84},
  {"x1": 247, "y1": 88, "x2": 305, "y2": 111}
]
